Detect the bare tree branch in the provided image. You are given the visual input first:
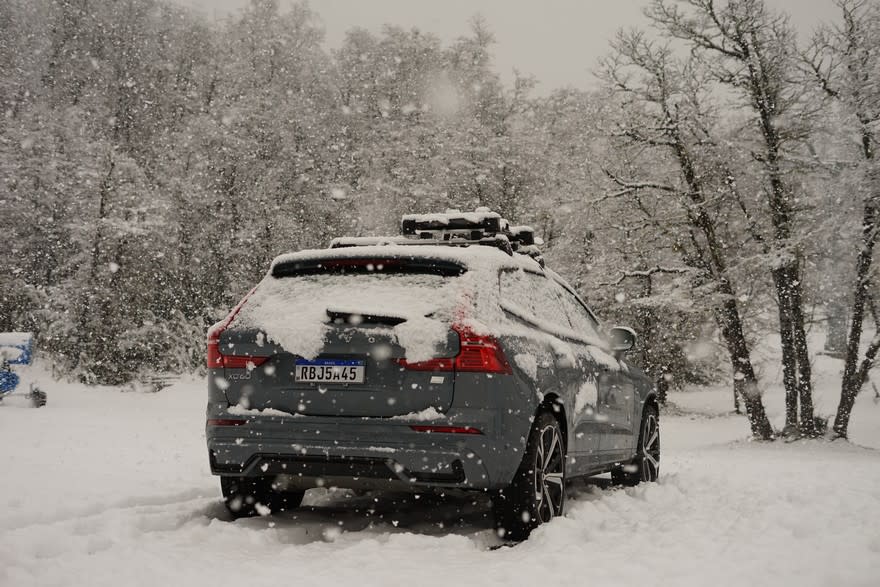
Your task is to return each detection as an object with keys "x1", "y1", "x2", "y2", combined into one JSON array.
[{"x1": 600, "y1": 265, "x2": 692, "y2": 287}]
